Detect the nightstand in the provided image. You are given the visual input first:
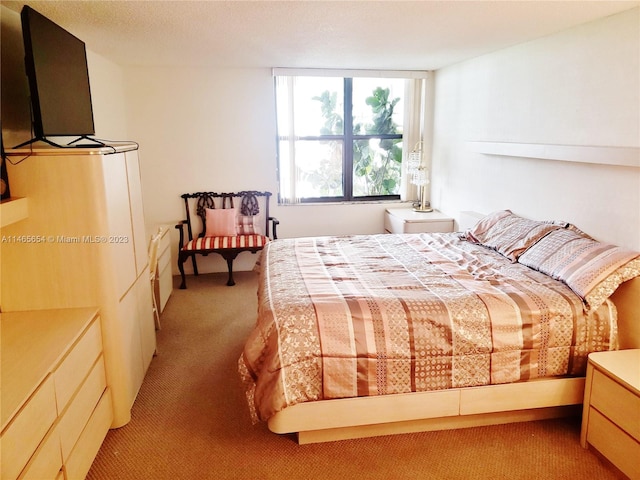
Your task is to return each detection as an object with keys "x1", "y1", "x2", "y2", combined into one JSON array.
[
  {"x1": 580, "y1": 349, "x2": 640, "y2": 480},
  {"x1": 384, "y1": 208, "x2": 454, "y2": 234}
]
